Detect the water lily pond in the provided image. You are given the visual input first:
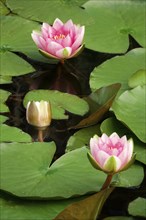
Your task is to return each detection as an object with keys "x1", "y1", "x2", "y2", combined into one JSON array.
[{"x1": 0, "y1": 0, "x2": 146, "y2": 219}]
